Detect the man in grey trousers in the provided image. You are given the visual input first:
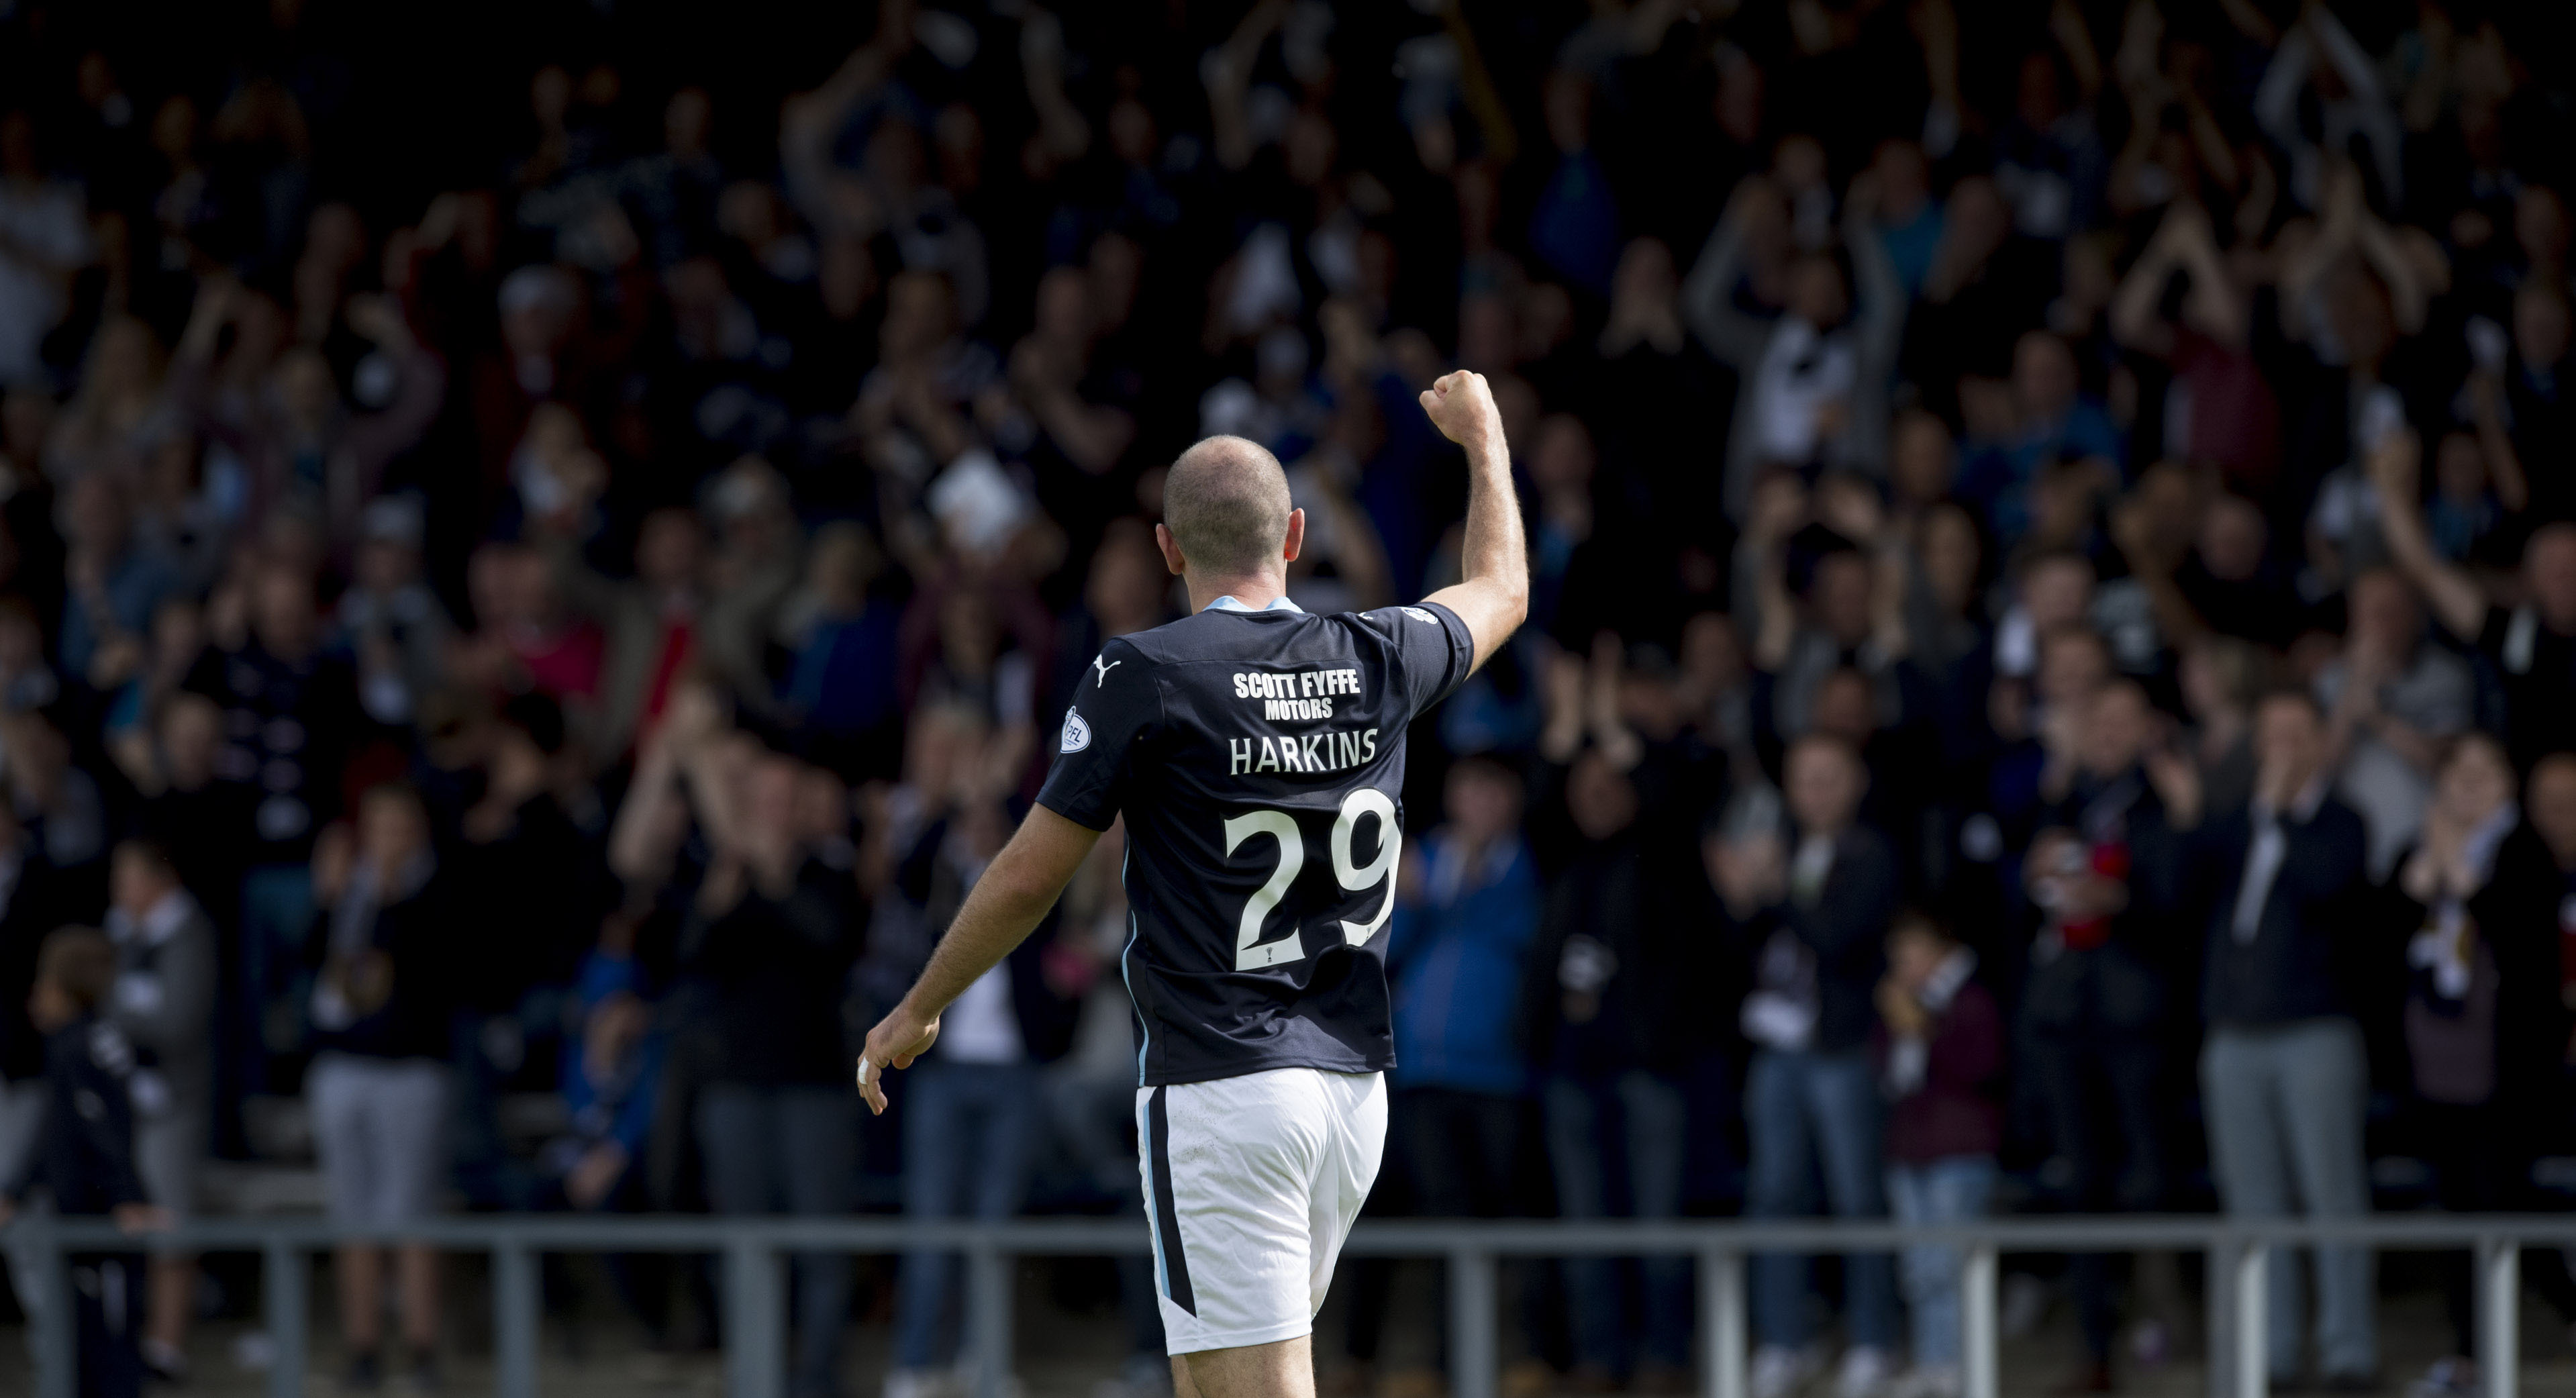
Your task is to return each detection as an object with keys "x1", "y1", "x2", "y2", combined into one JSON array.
[
  {"x1": 2149, "y1": 691, "x2": 2377, "y2": 1389},
  {"x1": 105, "y1": 839, "x2": 218, "y2": 1384}
]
